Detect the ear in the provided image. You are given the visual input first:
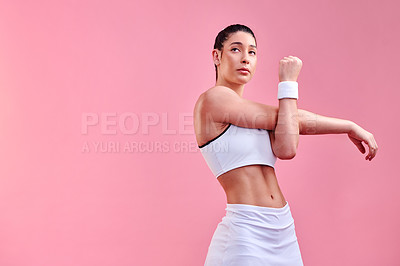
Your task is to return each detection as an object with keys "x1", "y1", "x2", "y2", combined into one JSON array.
[{"x1": 212, "y1": 49, "x2": 221, "y2": 66}]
